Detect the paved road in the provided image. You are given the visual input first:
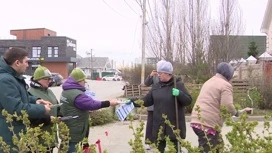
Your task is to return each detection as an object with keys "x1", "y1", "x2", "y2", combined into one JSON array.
[{"x1": 50, "y1": 80, "x2": 126, "y2": 101}]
